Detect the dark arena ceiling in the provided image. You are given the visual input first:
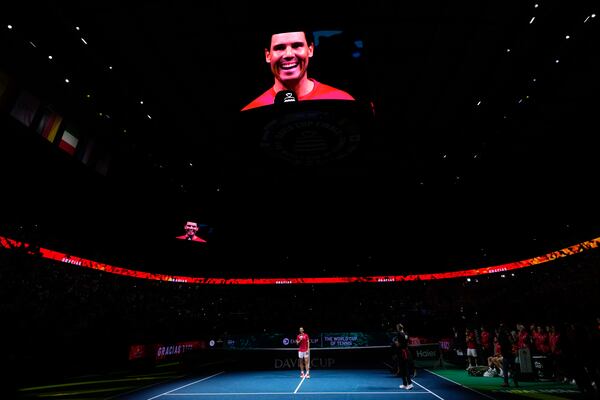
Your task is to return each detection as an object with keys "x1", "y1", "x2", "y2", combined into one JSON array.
[{"x1": 1, "y1": 1, "x2": 599, "y2": 278}]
